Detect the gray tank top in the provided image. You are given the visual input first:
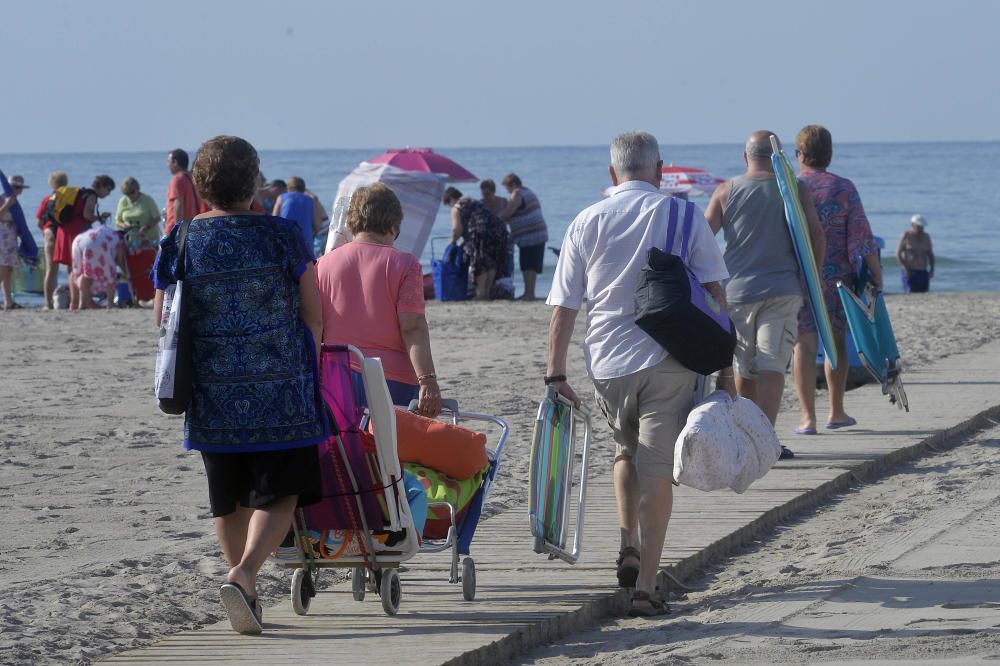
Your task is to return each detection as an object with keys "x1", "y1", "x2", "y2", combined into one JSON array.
[{"x1": 721, "y1": 175, "x2": 800, "y2": 304}]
